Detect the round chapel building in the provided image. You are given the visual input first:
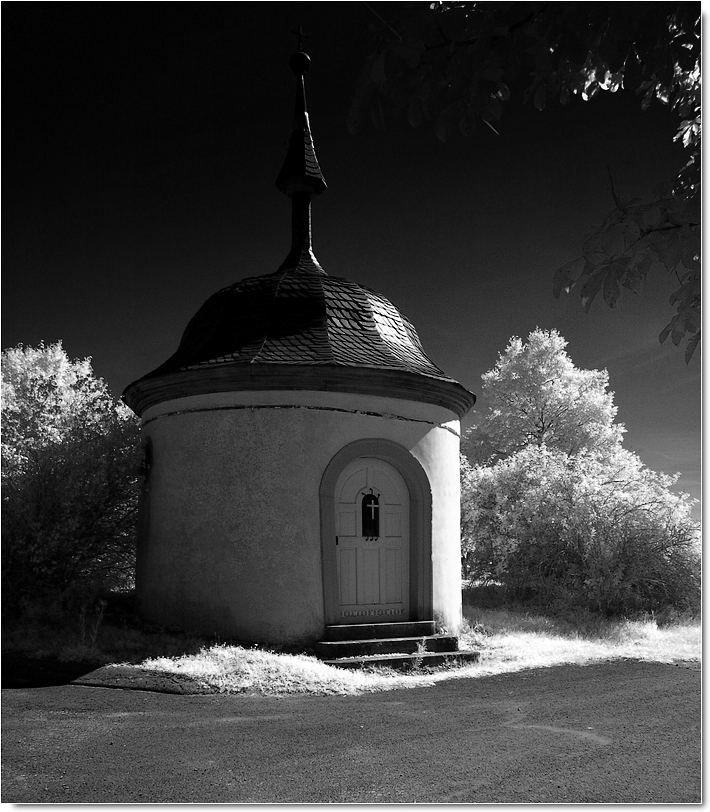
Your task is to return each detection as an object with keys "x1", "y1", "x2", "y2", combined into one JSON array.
[{"x1": 123, "y1": 47, "x2": 476, "y2": 646}]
